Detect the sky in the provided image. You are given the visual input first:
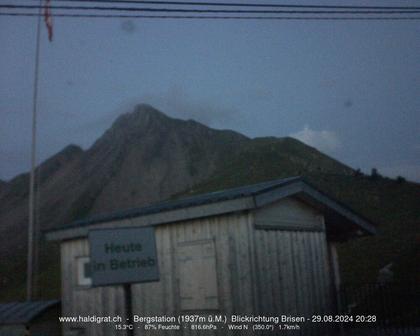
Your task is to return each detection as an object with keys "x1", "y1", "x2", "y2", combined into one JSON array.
[{"x1": 1, "y1": 0, "x2": 419, "y2": 182}]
